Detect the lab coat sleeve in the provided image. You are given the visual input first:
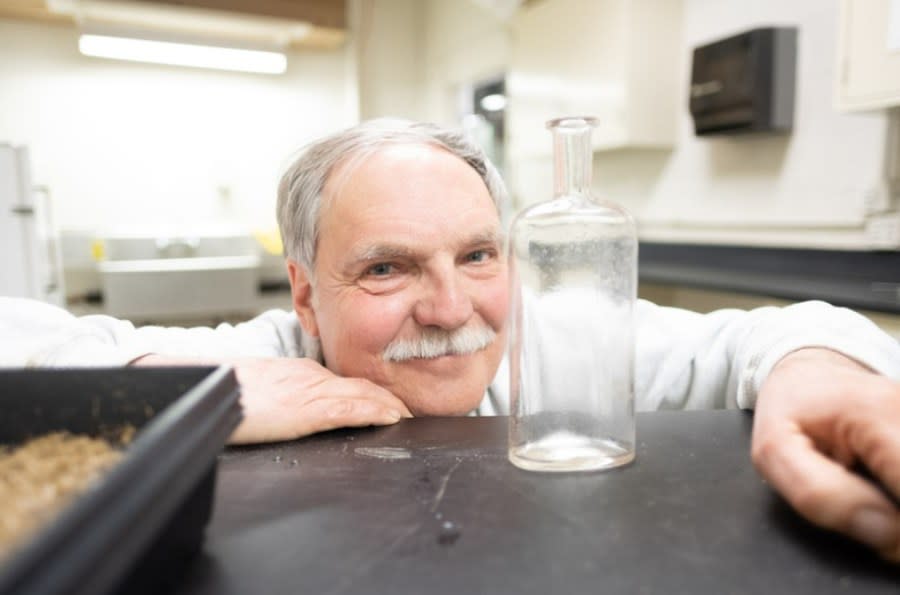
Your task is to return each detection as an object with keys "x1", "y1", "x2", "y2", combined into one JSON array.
[
  {"x1": 0, "y1": 297, "x2": 307, "y2": 367},
  {"x1": 635, "y1": 299, "x2": 900, "y2": 412}
]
